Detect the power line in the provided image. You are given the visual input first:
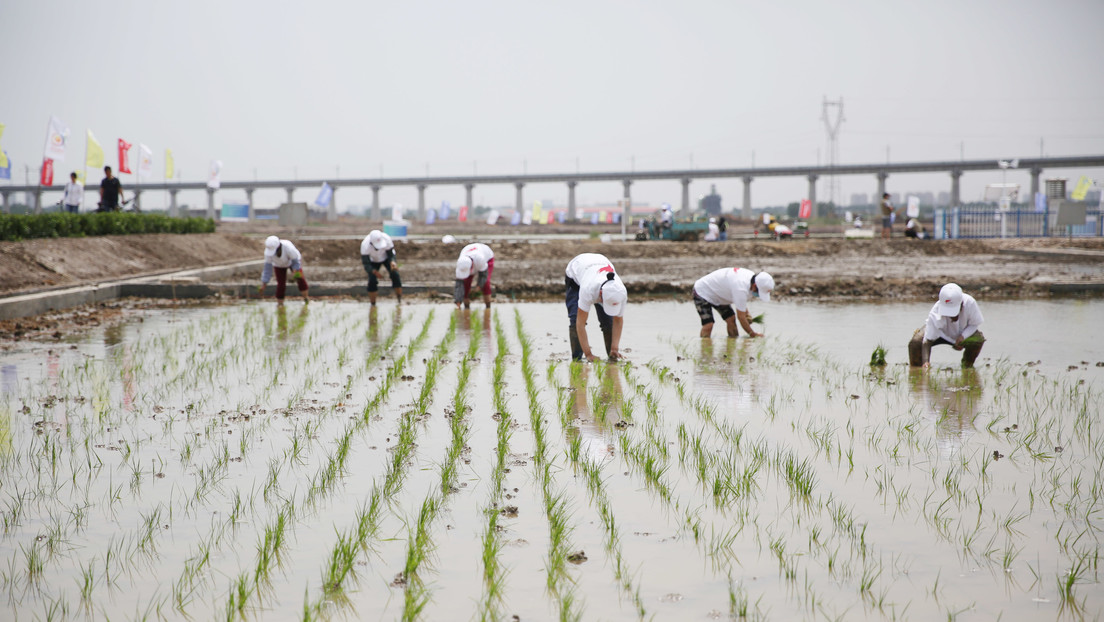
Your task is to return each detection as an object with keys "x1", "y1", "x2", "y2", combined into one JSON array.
[{"x1": 821, "y1": 96, "x2": 845, "y2": 207}]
